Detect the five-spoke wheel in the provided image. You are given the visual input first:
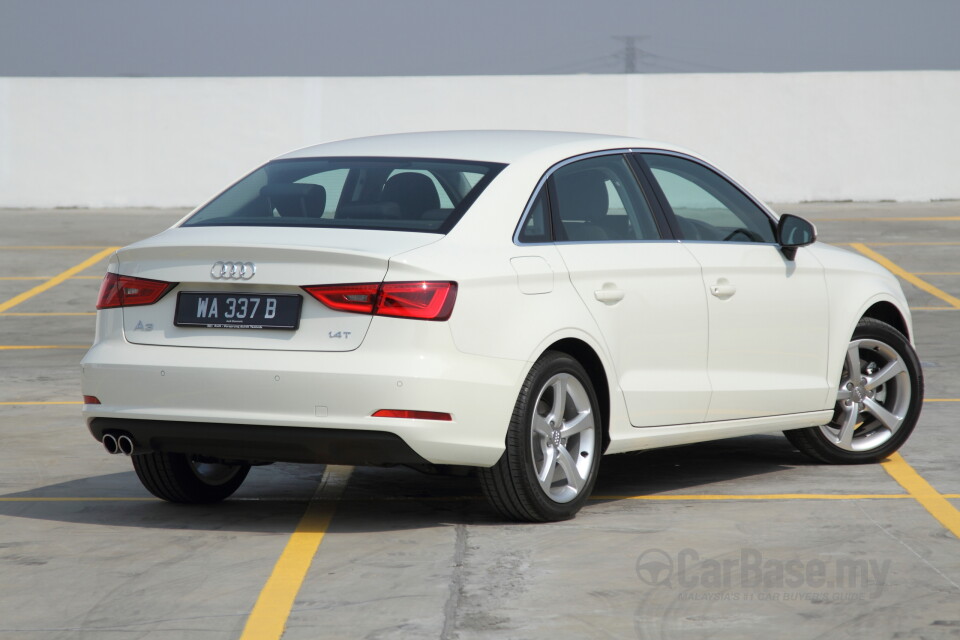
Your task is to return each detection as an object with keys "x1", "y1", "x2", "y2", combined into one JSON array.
[
  {"x1": 479, "y1": 351, "x2": 602, "y2": 521},
  {"x1": 785, "y1": 318, "x2": 923, "y2": 463},
  {"x1": 529, "y1": 372, "x2": 598, "y2": 504}
]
